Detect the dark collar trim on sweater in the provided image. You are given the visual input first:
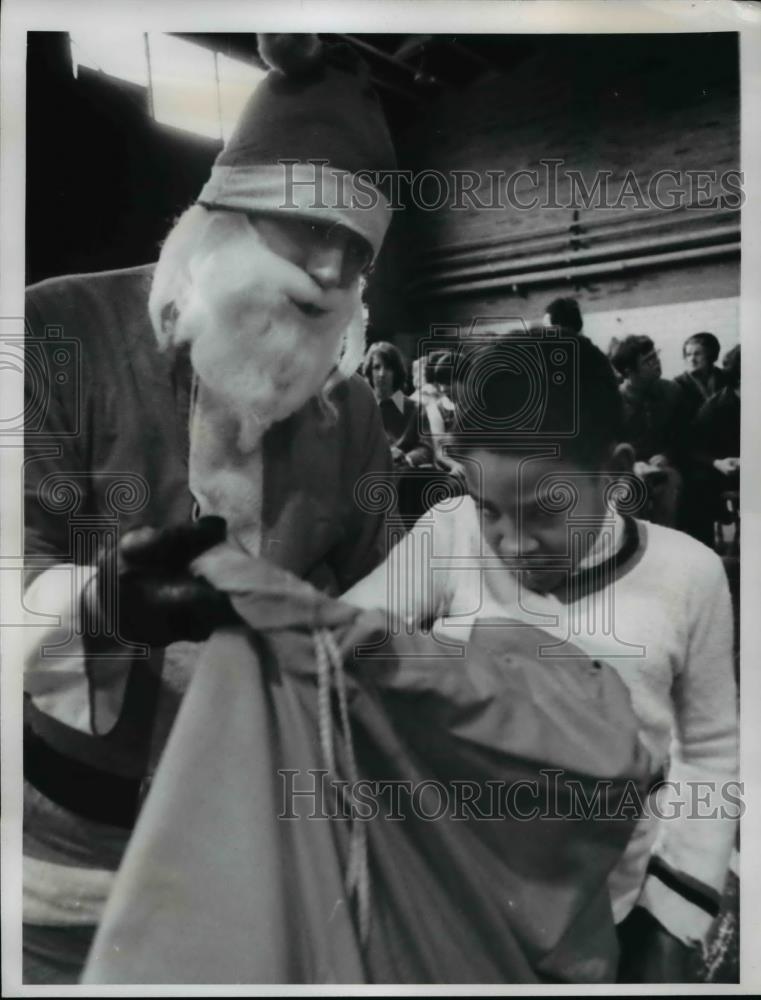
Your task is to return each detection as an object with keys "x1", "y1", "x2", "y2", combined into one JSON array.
[{"x1": 551, "y1": 514, "x2": 644, "y2": 605}]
